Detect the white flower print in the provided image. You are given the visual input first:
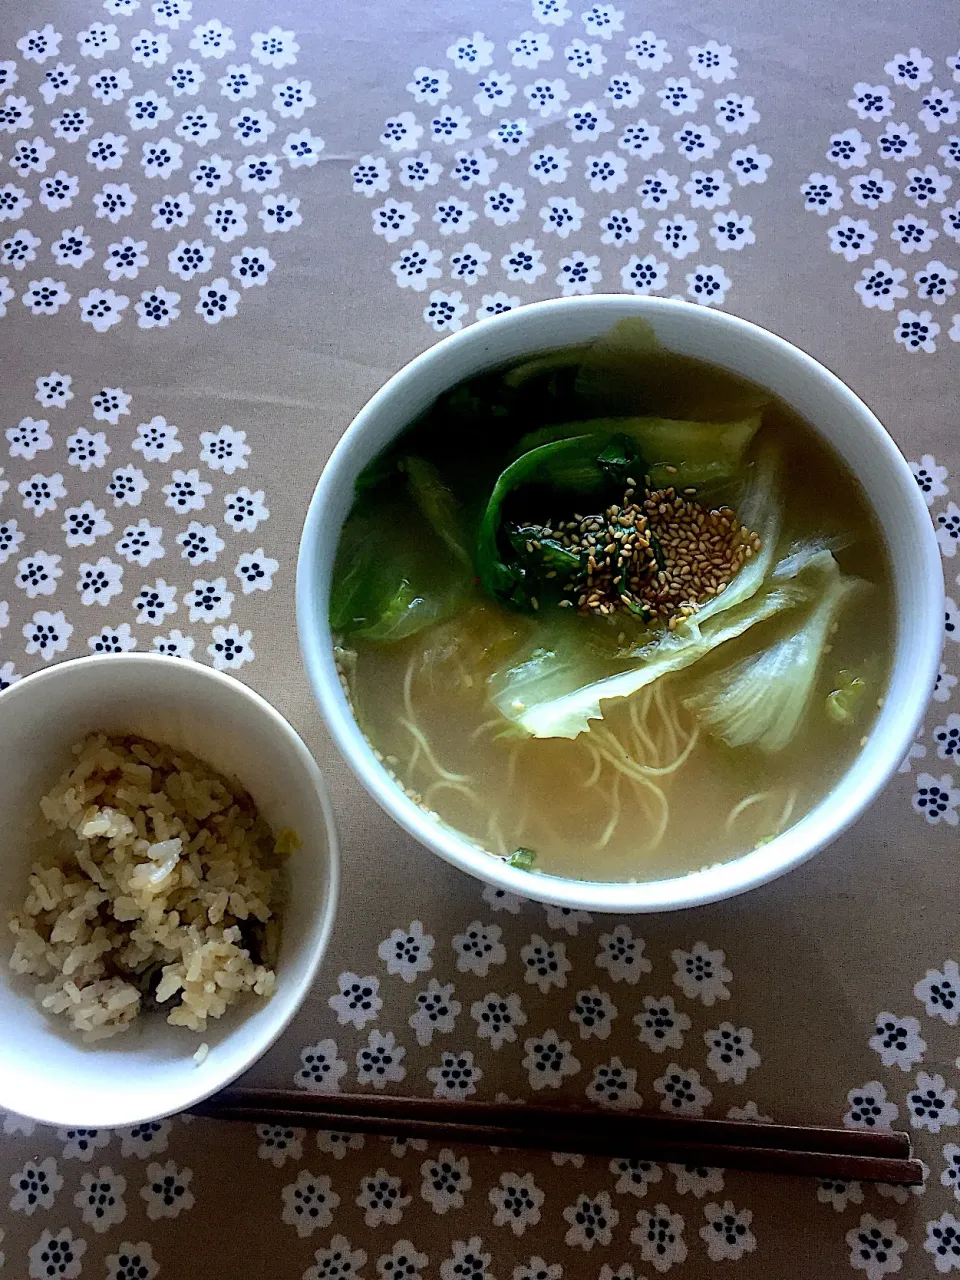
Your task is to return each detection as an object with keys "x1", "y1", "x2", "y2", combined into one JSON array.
[
  {"x1": 605, "y1": 72, "x2": 644, "y2": 110},
  {"x1": 699, "y1": 1201, "x2": 756, "y2": 1262},
  {"x1": 802, "y1": 170, "x2": 844, "y2": 215},
  {"x1": 905, "y1": 164, "x2": 953, "y2": 207},
  {"x1": 273, "y1": 77, "x2": 315, "y2": 120},
  {"x1": 2, "y1": 227, "x2": 41, "y2": 270},
  {"x1": 942, "y1": 1145, "x2": 960, "y2": 1201},
  {"x1": 127, "y1": 90, "x2": 173, "y2": 132},
  {"x1": 77, "y1": 556, "x2": 123, "y2": 606},
  {"x1": 451, "y1": 146, "x2": 498, "y2": 188},
  {"x1": 9, "y1": 1156, "x2": 63, "y2": 1214},
  {"x1": 407, "y1": 67, "x2": 452, "y2": 105},
  {"x1": 27, "y1": 1229, "x2": 87, "y2": 1279},
  {"x1": 102, "y1": 237, "x2": 148, "y2": 282},
  {"x1": 176, "y1": 105, "x2": 221, "y2": 147},
  {"x1": 256, "y1": 1122, "x2": 304, "y2": 1169},
  {"x1": 184, "y1": 576, "x2": 233, "y2": 622},
  {"x1": 563, "y1": 1190, "x2": 618, "y2": 1248},
  {"x1": 566, "y1": 100, "x2": 613, "y2": 142},
  {"x1": 586, "y1": 1056, "x2": 642, "y2": 1110},
  {"x1": 378, "y1": 920, "x2": 434, "y2": 981},
  {"x1": 848, "y1": 1214, "x2": 909, "y2": 1278},
  {"x1": 599, "y1": 205, "x2": 643, "y2": 245},
  {"x1": 439, "y1": 1240, "x2": 491, "y2": 1280},
  {"x1": 484, "y1": 182, "x2": 526, "y2": 226},
  {"x1": 475, "y1": 291, "x2": 519, "y2": 321},
  {"x1": 539, "y1": 193, "x2": 584, "y2": 237},
  {"x1": 107, "y1": 464, "x2": 149, "y2": 508},
  {"x1": 568, "y1": 985, "x2": 616, "y2": 1039},
  {"x1": 397, "y1": 152, "x2": 439, "y2": 192},
  {"x1": 522, "y1": 1029, "x2": 580, "y2": 1089},
  {"x1": 315, "y1": 1131, "x2": 364, "y2": 1161},
  {"x1": 67, "y1": 428, "x2": 110, "y2": 471},
  {"x1": 38, "y1": 171, "x2": 79, "y2": 213},
  {"x1": 0, "y1": 182, "x2": 31, "y2": 223},
  {"x1": 15, "y1": 550, "x2": 62, "y2": 598},
  {"x1": 654, "y1": 1064, "x2": 712, "y2": 1116},
  {"x1": 520, "y1": 934, "x2": 571, "y2": 992},
  {"x1": 509, "y1": 32, "x2": 553, "y2": 69},
  {"x1": 714, "y1": 91, "x2": 759, "y2": 135},
  {"x1": 116, "y1": 519, "x2": 166, "y2": 571},
  {"x1": 582, "y1": 4, "x2": 624, "y2": 41},
  {"x1": 94, "y1": 182, "x2": 138, "y2": 223},
  {"x1": 427, "y1": 1049, "x2": 483, "y2": 1099},
  {"x1": 523, "y1": 79, "x2": 570, "y2": 120},
  {"x1": 491, "y1": 1172, "x2": 545, "y2": 1239},
  {"x1": 135, "y1": 283, "x2": 180, "y2": 327},
  {"x1": 617, "y1": 119, "x2": 665, "y2": 161},
  {"x1": 920, "y1": 87, "x2": 960, "y2": 134},
  {"x1": 420, "y1": 1148, "x2": 472, "y2": 1215},
  {"x1": 935, "y1": 664, "x2": 958, "y2": 702},
  {"x1": 236, "y1": 152, "x2": 281, "y2": 192},
  {"x1": 54, "y1": 103, "x2": 96, "y2": 142},
  {"x1": 908, "y1": 1072, "x2": 960, "y2": 1134},
  {"x1": 233, "y1": 548, "x2": 277, "y2": 594},
  {"x1": 917, "y1": 259, "x2": 959, "y2": 305},
  {"x1": 130, "y1": 30, "x2": 171, "y2": 70},
  {"x1": 610, "y1": 1156, "x2": 663, "y2": 1198},
  {"x1": 283, "y1": 127, "x2": 324, "y2": 169},
  {"x1": 376, "y1": 1240, "x2": 427, "y2": 1280},
  {"x1": 218, "y1": 63, "x2": 263, "y2": 102},
  {"x1": 356, "y1": 1169, "x2": 410, "y2": 1228},
  {"x1": 900, "y1": 732, "x2": 928, "y2": 773},
  {"x1": 565, "y1": 40, "x2": 606, "y2": 80},
  {"x1": 671, "y1": 1164, "x2": 724, "y2": 1198},
  {"x1": 528, "y1": 144, "x2": 571, "y2": 184},
  {"x1": 280, "y1": 1170, "x2": 338, "y2": 1238},
  {"x1": 35, "y1": 372, "x2": 73, "y2": 410},
  {"x1": 584, "y1": 149, "x2": 627, "y2": 191},
  {"x1": 674, "y1": 122, "x2": 721, "y2": 161},
  {"x1": 328, "y1": 973, "x2": 382, "y2": 1030},
  {"x1": 19, "y1": 471, "x2": 67, "y2": 516},
  {"x1": 935, "y1": 712, "x2": 960, "y2": 762},
  {"x1": 62, "y1": 500, "x2": 112, "y2": 548},
  {"x1": 870, "y1": 1012, "x2": 927, "y2": 1071},
  {"x1": 176, "y1": 521, "x2": 223, "y2": 565},
  {"x1": 638, "y1": 169, "x2": 679, "y2": 209},
  {"x1": 7, "y1": 417, "x2": 52, "y2": 461},
  {"x1": 391, "y1": 239, "x2": 443, "y2": 290},
  {"x1": 471, "y1": 991, "x2": 526, "y2": 1049},
  {"x1": 207, "y1": 625, "x2": 250, "y2": 669},
  {"x1": 88, "y1": 622, "x2": 137, "y2": 654},
  {"x1": 447, "y1": 31, "x2": 494, "y2": 75},
  {"x1": 223, "y1": 485, "x2": 268, "y2": 532},
  {"x1": 473, "y1": 72, "x2": 517, "y2": 119},
  {"x1": 632, "y1": 1204, "x2": 688, "y2": 1272},
  {"x1": 818, "y1": 1176, "x2": 865, "y2": 1211},
  {"x1": 654, "y1": 214, "x2": 699, "y2": 259},
  {"x1": 140, "y1": 137, "x2": 183, "y2": 179},
  {"x1": 848, "y1": 82, "x2": 894, "y2": 122},
  {"x1": 451, "y1": 921, "x2": 506, "y2": 976},
  {"x1": 430, "y1": 105, "x2": 473, "y2": 144},
  {"x1": 729, "y1": 143, "x2": 771, "y2": 184},
  {"x1": 78, "y1": 22, "x2": 121, "y2": 60},
  {"x1": 409, "y1": 979, "x2": 461, "y2": 1047},
  {"x1": 86, "y1": 132, "x2": 128, "y2": 174},
  {"x1": 855, "y1": 258, "x2": 908, "y2": 310},
  {"x1": 356, "y1": 1030, "x2": 406, "y2": 1090},
  {"x1": 895, "y1": 308, "x2": 940, "y2": 352},
  {"x1": 886, "y1": 47, "x2": 933, "y2": 90},
  {"x1": 926, "y1": 1211, "x2": 960, "y2": 1273},
  {"x1": 168, "y1": 236, "x2": 215, "y2": 280},
  {"x1": 258, "y1": 192, "x2": 300, "y2": 233},
  {"x1": 557, "y1": 249, "x2": 601, "y2": 294},
  {"x1": 18, "y1": 25, "x2": 62, "y2": 65},
  {"x1": 944, "y1": 204, "x2": 960, "y2": 241},
  {"x1": 627, "y1": 32, "x2": 673, "y2": 74},
  {"x1": 514, "y1": 1259, "x2": 561, "y2": 1280},
  {"x1": 829, "y1": 126, "x2": 875, "y2": 170},
  {"x1": 827, "y1": 215, "x2": 879, "y2": 261},
  {"x1": 58, "y1": 1128, "x2": 110, "y2": 1162},
  {"x1": 489, "y1": 118, "x2": 534, "y2": 155},
  {"x1": 621, "y1": 251, "x2": 669, "y2": 294},
  {"x1": 132, "y1": 577, "x2": 176, "y2": 624},
  {"x1": 710, "y1": 208, "x2": 755, "y2": 251},
  {"x1": 845, "y1": 1081, "x2": 900, "y2": 1130},
  {"x1": 379, "y1": 111, "x2": 422, "y2": 154},
  {"x1": 132, "y1": 416, "x2": 182, "y2": 463},
  {"x1": 878, "y1": 121, "x2": 921, "y2": 162},
  {"x1": 163, "y1": 468, "x2": 212, "y2": 513},
  {"x1": 22, "y1": 276, "x2": 72, "y2": 316},
  {"x1": 689, "y1": 40, "x2": 737, "y2": 84},
  {"x1": 74, "y1": 1167, "x2": 126, "y2": 1233},
  {"x1": 941, "y1": 136, "x2": 960, "y2": 170},
  {"x1": 433, "y1": 198, "x2": 477, "y2": 236},
  {"x1": 688, "y1": 262, "x2": 732, "y2": 304},
  {"x1": 50, "y1": 225, "x2": 94, "y2": 269},
  {"x1": 204, "y1": 196, "x2": 247, "y2": 243},
  {"x1": 500, "y1": 238, "x2": 546, "y2": 283},
  {"x1": 296, "y1": 1039, "x2": 348, "y2": 1094},
  {"x1": 0, "y1": 519, "x2": 25, "y2": 565},
  {"x1": 448, "y1": 241, "x2": 490, "y2": 285},
  {"x1": 658, "y1": 76, "x2": 702, "y2": 117},
  {"x1": 151, "y1": 191, "x2": 195, "y2": 230},
  {"x1": 593, "y1": 924, "x2": 651, "y2": 983},
  {"x1": 704, "y1": 1022, "x2": 761, "y2": 1083}
]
